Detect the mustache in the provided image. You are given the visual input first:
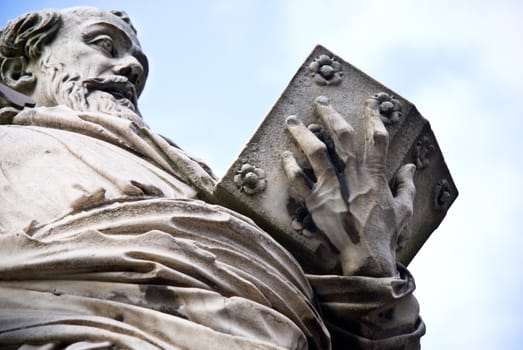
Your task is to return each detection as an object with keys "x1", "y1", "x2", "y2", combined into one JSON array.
[{"x1": 82, "y1": 76, "x2": 137, "y2": 106}]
